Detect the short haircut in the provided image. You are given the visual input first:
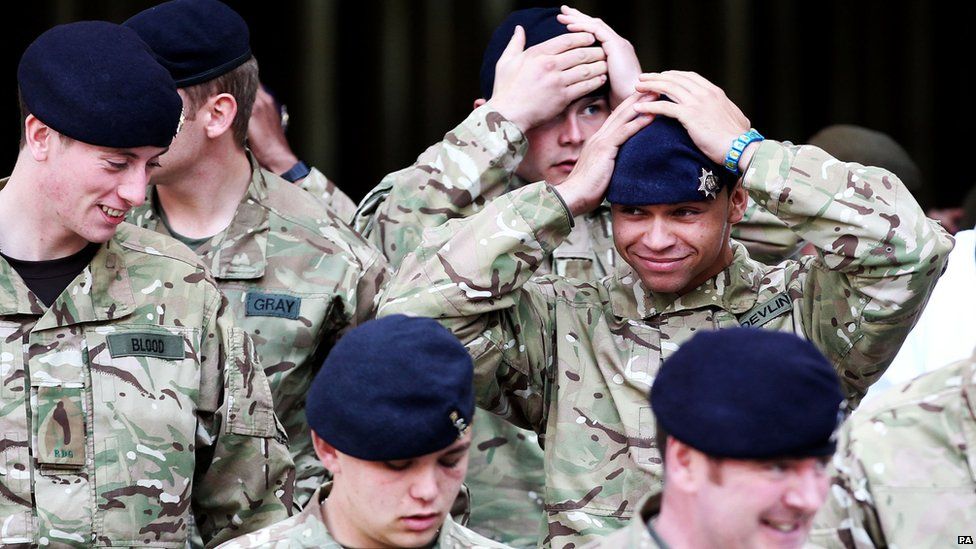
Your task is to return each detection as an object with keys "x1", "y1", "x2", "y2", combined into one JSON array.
[
  {"x1": 18, "y1": 91, "x2": 70, "y2": 148},
  {"x1": 180, "y1": 55, "x2": 258, "y2": 148}
]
